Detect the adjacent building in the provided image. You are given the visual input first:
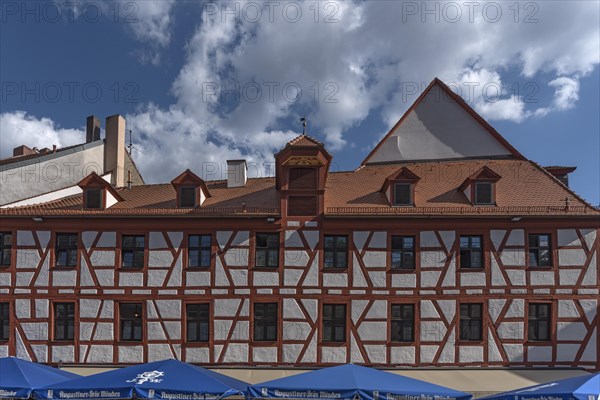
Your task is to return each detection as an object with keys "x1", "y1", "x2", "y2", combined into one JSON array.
[{"x1": 0, "y1": 80, "x2": 598, "y2": 381}]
